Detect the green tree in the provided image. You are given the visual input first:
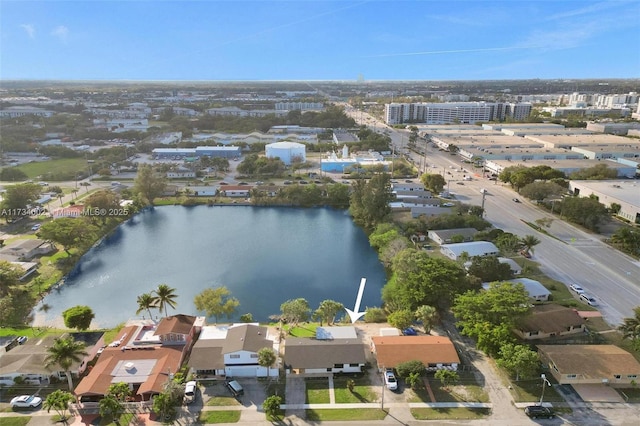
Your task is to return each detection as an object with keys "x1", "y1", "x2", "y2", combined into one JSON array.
[
  {"x1": 44, "y1": 336, "x2": 88, "y2": 390},
  {"x1": 194, "y1": 286, "x2": 240, "y2": 323},
  {"x1": 257, "y1": 347, "x2": 277, "y2": 370},
  {"x1": 364, "y1": 307, "x2": 387, "y2": 323},
  {"x1": 496, "y1": 343, "x2": 540, "y2": 381},
  {"x1": 326, "y1": 183, "x2": 350, "y2": 209},
  {"x1": 43, "y1": 390, "x2": 75, "y2": 424},
  {"x1": 467, "y1": 256, "x2": 514, "y2": 282},
  {"x1": 62, "y1": 305, "x2": 95, "y2": 330},
  {"x1": 280, "y1": 298, "x2": 310, "y2": 327},
  {"x1": 151, "y1": 392, "x2": 175, "y2": 421},
  {"x1": 0, "y1": 260, "x2": 22, "y2": 297},
  {"x1": 349, "y1": 173, "x2": 393, "y2": 231},
  {"x1": 99, "y1": 383, "x2": 131, "y2": 426},
  {"x1": 388, "y1": 309, "x2": 414, "y2": 330},
  {"x1": 559, "y1": 196, "x2": 609, "y2": 231},
  {"x1": 133, "y1": 164, "x2": 167, "y2": 205},
  {"x1": 136, "y1": 292, "x2": 158, "y2": 319},
  {"x1": 0, "y1": 167, "x2": 28, "y2": 181},
  {"x1": 368, "y1": 223, "x2": 402, "y2": 252},
  {"x1": 395, "y1": 360, "x2": 426, "y2": 379},
  {"x1": 406, "y1": 372, "x2": 423, "y2": 390},
  {"x1": 619, "y1": 307, "x2": 640, "y2": 352},
  {"x1": 240, "y1": 313, "x2": 254, "y2": 323},
  {"x1": 263, "y1": 395, "x2": 283, "y2": 419},
  {"x1": 519, "y1": 181, "x2": 565, "y2": 202},
  {"x1": 415, "y1": 305, "x2": 438, "y2": 334},
  {"x1": 84, "y1": 190, "x2": 122, "y2": 224},
  {"x1": 314, "y1": 299, "x2": 345, "y2": 326},
  {"x1": 38, "y1": 218, "x2": 98, "y2": 255},
  {"x1": 610, "y1": 227, "x2": 640, "y2": 257},
  {"x1": 494, "y1": 232, "x2": 522, "y2": 256},
  {"x1": 154, "y1": 283, "x2": 178, "y2": 317},
  {"x1": 520, "y1": 235, "x2": 541, "y2": 256},
  {"x1": 420, "y1": 173, "x2": 446, "y2": 194},
  {"x1": 0, "y1": 183, "x2": 41, "y2": 221},
  {"x1": 434, "y1": 369, "x2": 459, "y2": 388},
  {"x1": 382, "y1": 249, "x2": 473, "y2": 311}
]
